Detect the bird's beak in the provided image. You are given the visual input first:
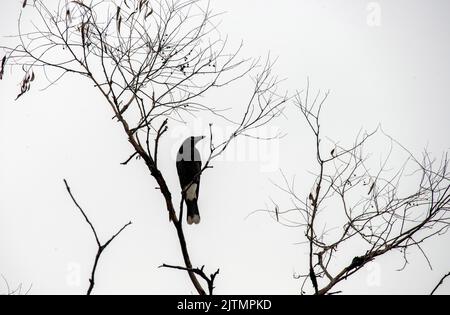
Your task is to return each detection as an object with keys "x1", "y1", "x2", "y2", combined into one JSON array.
[{"x1": 195, "y1": 135, "x2": 206, "y2": 142}]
